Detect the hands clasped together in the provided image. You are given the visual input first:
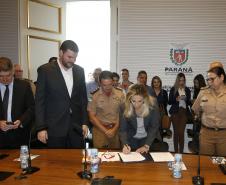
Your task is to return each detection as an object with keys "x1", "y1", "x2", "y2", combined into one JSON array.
[{"x1": 0, "y1": 120, "x2": 21, "y2": 132}]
